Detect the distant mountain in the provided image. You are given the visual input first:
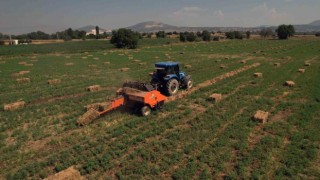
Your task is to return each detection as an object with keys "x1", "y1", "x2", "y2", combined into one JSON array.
[
  {"x1": 127, "y1": 21, "x2": 178, "y2": 32},
  {"x1": 126, "y1": 20, "x2": 320, "y2": 33},
  {"x1": 309, "y1": 20, "x2": 320, "y2": 26}
]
